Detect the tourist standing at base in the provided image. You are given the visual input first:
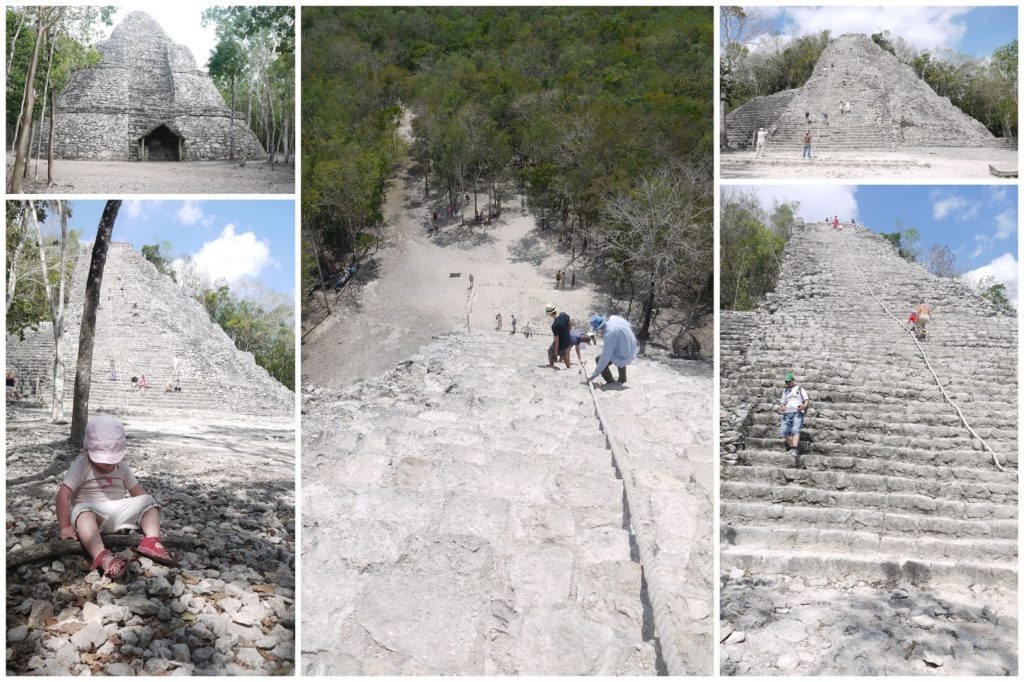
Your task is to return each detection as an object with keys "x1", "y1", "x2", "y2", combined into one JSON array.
[
  {"x1": 586, "y1": 315, "x2": 638, "y2": 385},
  {"x1": 802, "y1": 131, "x2": 813, "y2": 159},
  {"x1": 510, "y1": 314, "x2": 517, "y2": 335},
  {"x1": 546, "y1": 303, "x2": 572, "y2": 368},
  {"x1": 755, "y1": 126, "x2": 768, "y2": 157},
  {"x1": 778, "y1": 372, "x2": 810, "y2": 457}
]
